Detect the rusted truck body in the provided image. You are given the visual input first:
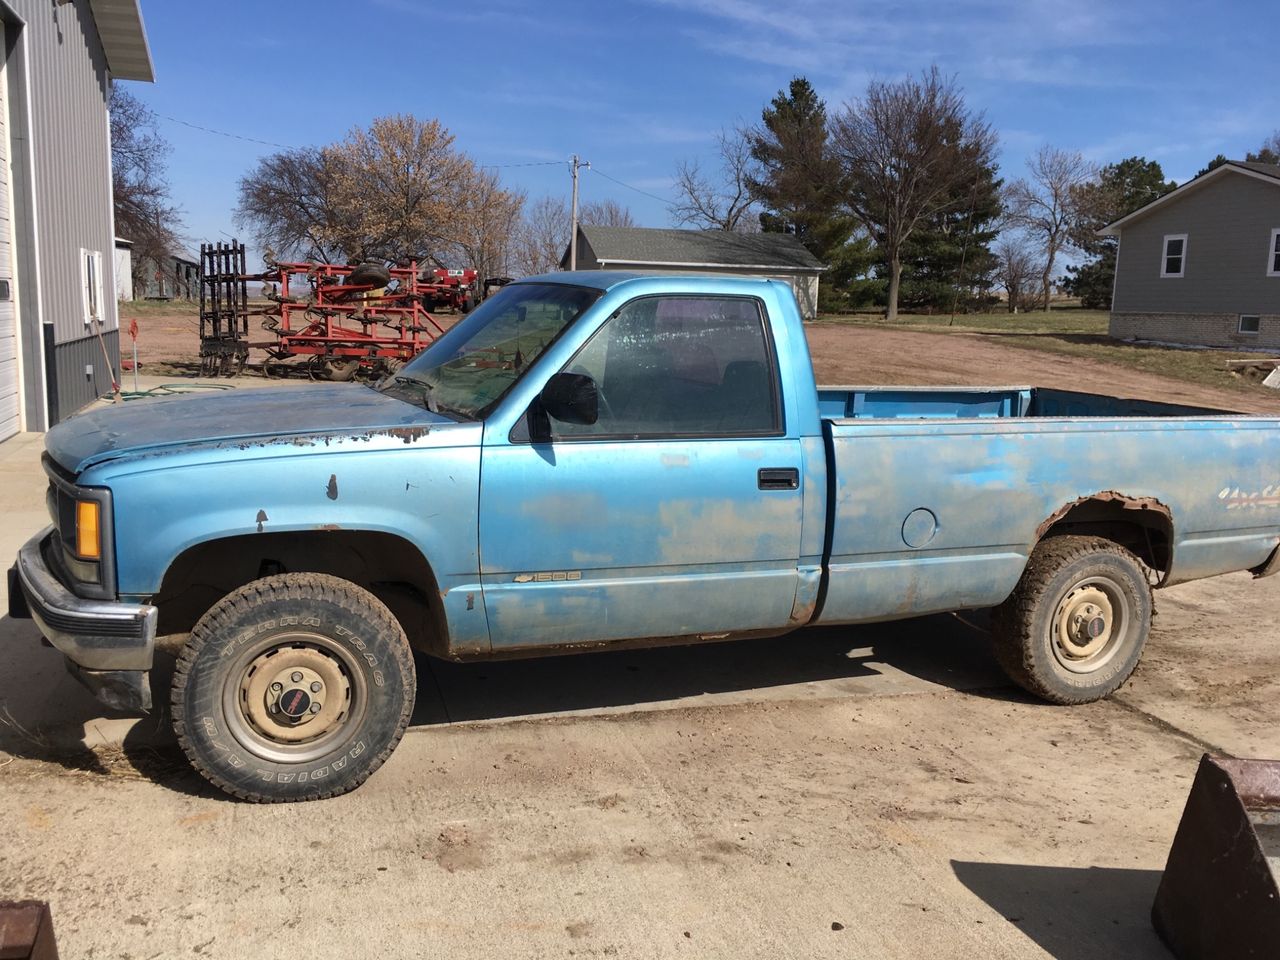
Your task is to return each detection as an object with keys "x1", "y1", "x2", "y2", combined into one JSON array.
[{"x1": 10, "y1": 272, "x2": 1280, "y2": 800}]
